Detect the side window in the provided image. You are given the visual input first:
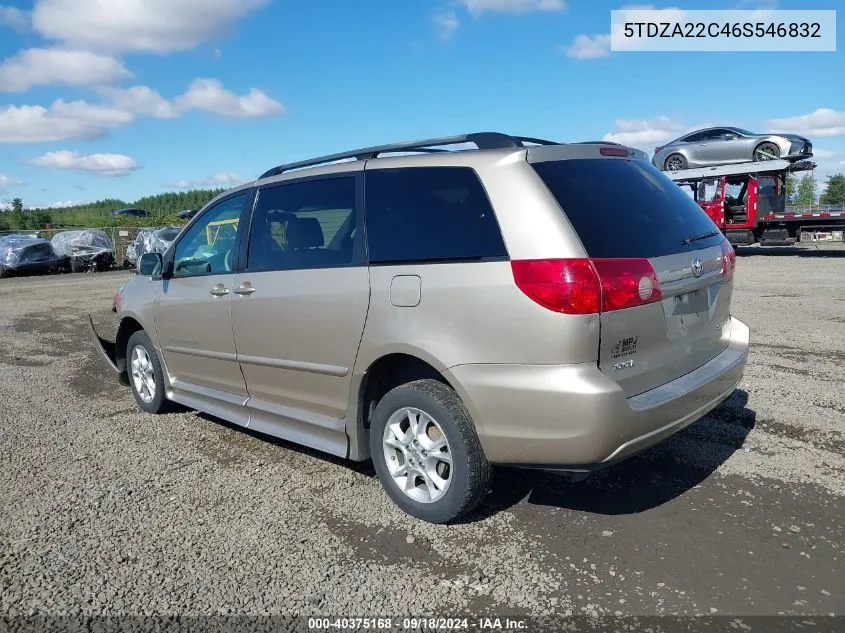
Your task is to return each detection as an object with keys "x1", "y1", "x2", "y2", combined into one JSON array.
[
  {"x1": 365, "y1": 167, "x2": 507, "y2": 264},
  {"x1": 172, "y1": 192, "x2": 249, "y2": 278},
  {"x1": 246, "y1": 176, "x2": 358, "y2": 272},
  {"x1": 700, "y1": 129, "x2": 727, "y2": 141},
  {"x1": 680, "y1": 133, "x2": 703, "y2": 143}
]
